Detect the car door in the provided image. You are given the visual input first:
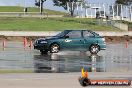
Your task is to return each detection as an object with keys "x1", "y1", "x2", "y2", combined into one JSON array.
[
  {"x1": 62, "y1": 30, "x2": 85, "y2": 50},
  {"x1": 83, "y1": 30, "x2": 96, "y2": 50}
]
